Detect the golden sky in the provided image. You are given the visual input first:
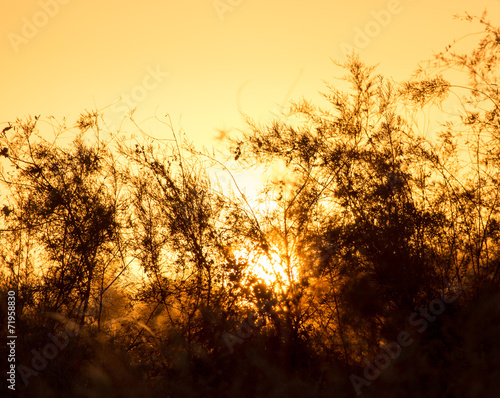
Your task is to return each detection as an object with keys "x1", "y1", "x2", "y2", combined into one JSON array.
[{"x1": 2, "y1": 0, "x2": 500, "y2": 149}]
